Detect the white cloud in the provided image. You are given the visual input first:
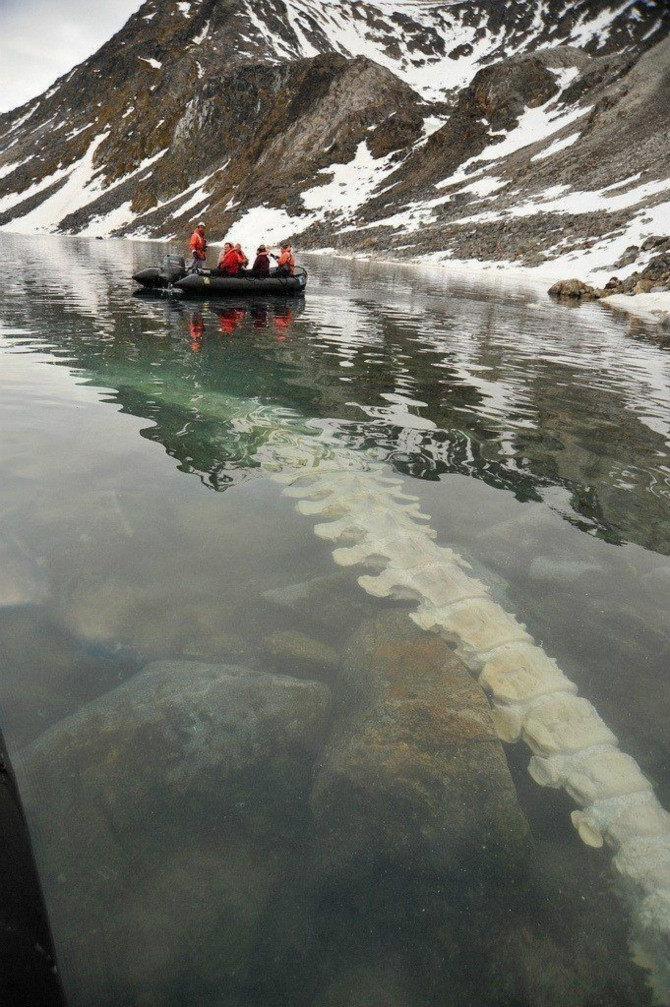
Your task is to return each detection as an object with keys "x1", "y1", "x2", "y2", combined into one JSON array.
[{"x1": 0, "y1": 0, "x2": 142, "y2": 113}]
